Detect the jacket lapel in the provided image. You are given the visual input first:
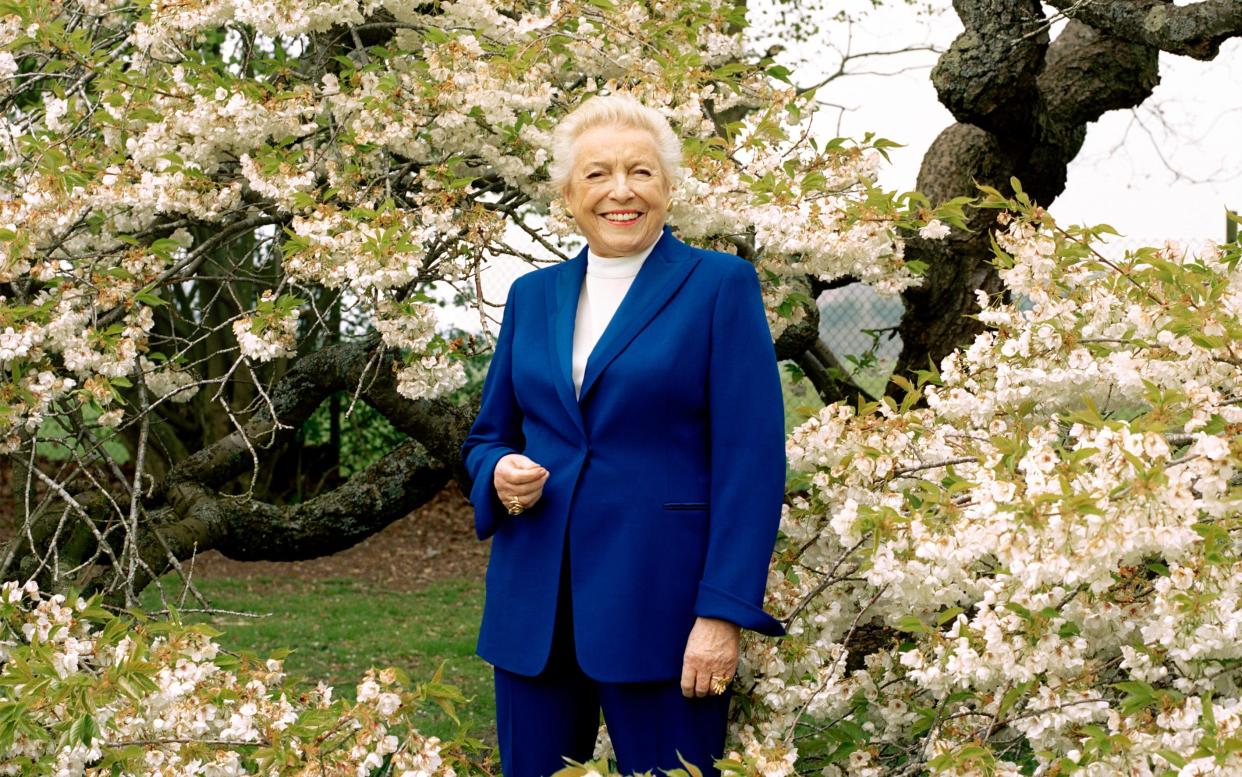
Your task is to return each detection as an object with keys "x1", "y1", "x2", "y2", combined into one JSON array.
[
  {"x1": 549, "y1": 246, "x2": 587, "y2": 437},
  {"x1": 551, "y1": 223, "x2": 705, "y2": 417},
  {"x1": 578, "y1": 223, "x2": 700, "y2": 402}
]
